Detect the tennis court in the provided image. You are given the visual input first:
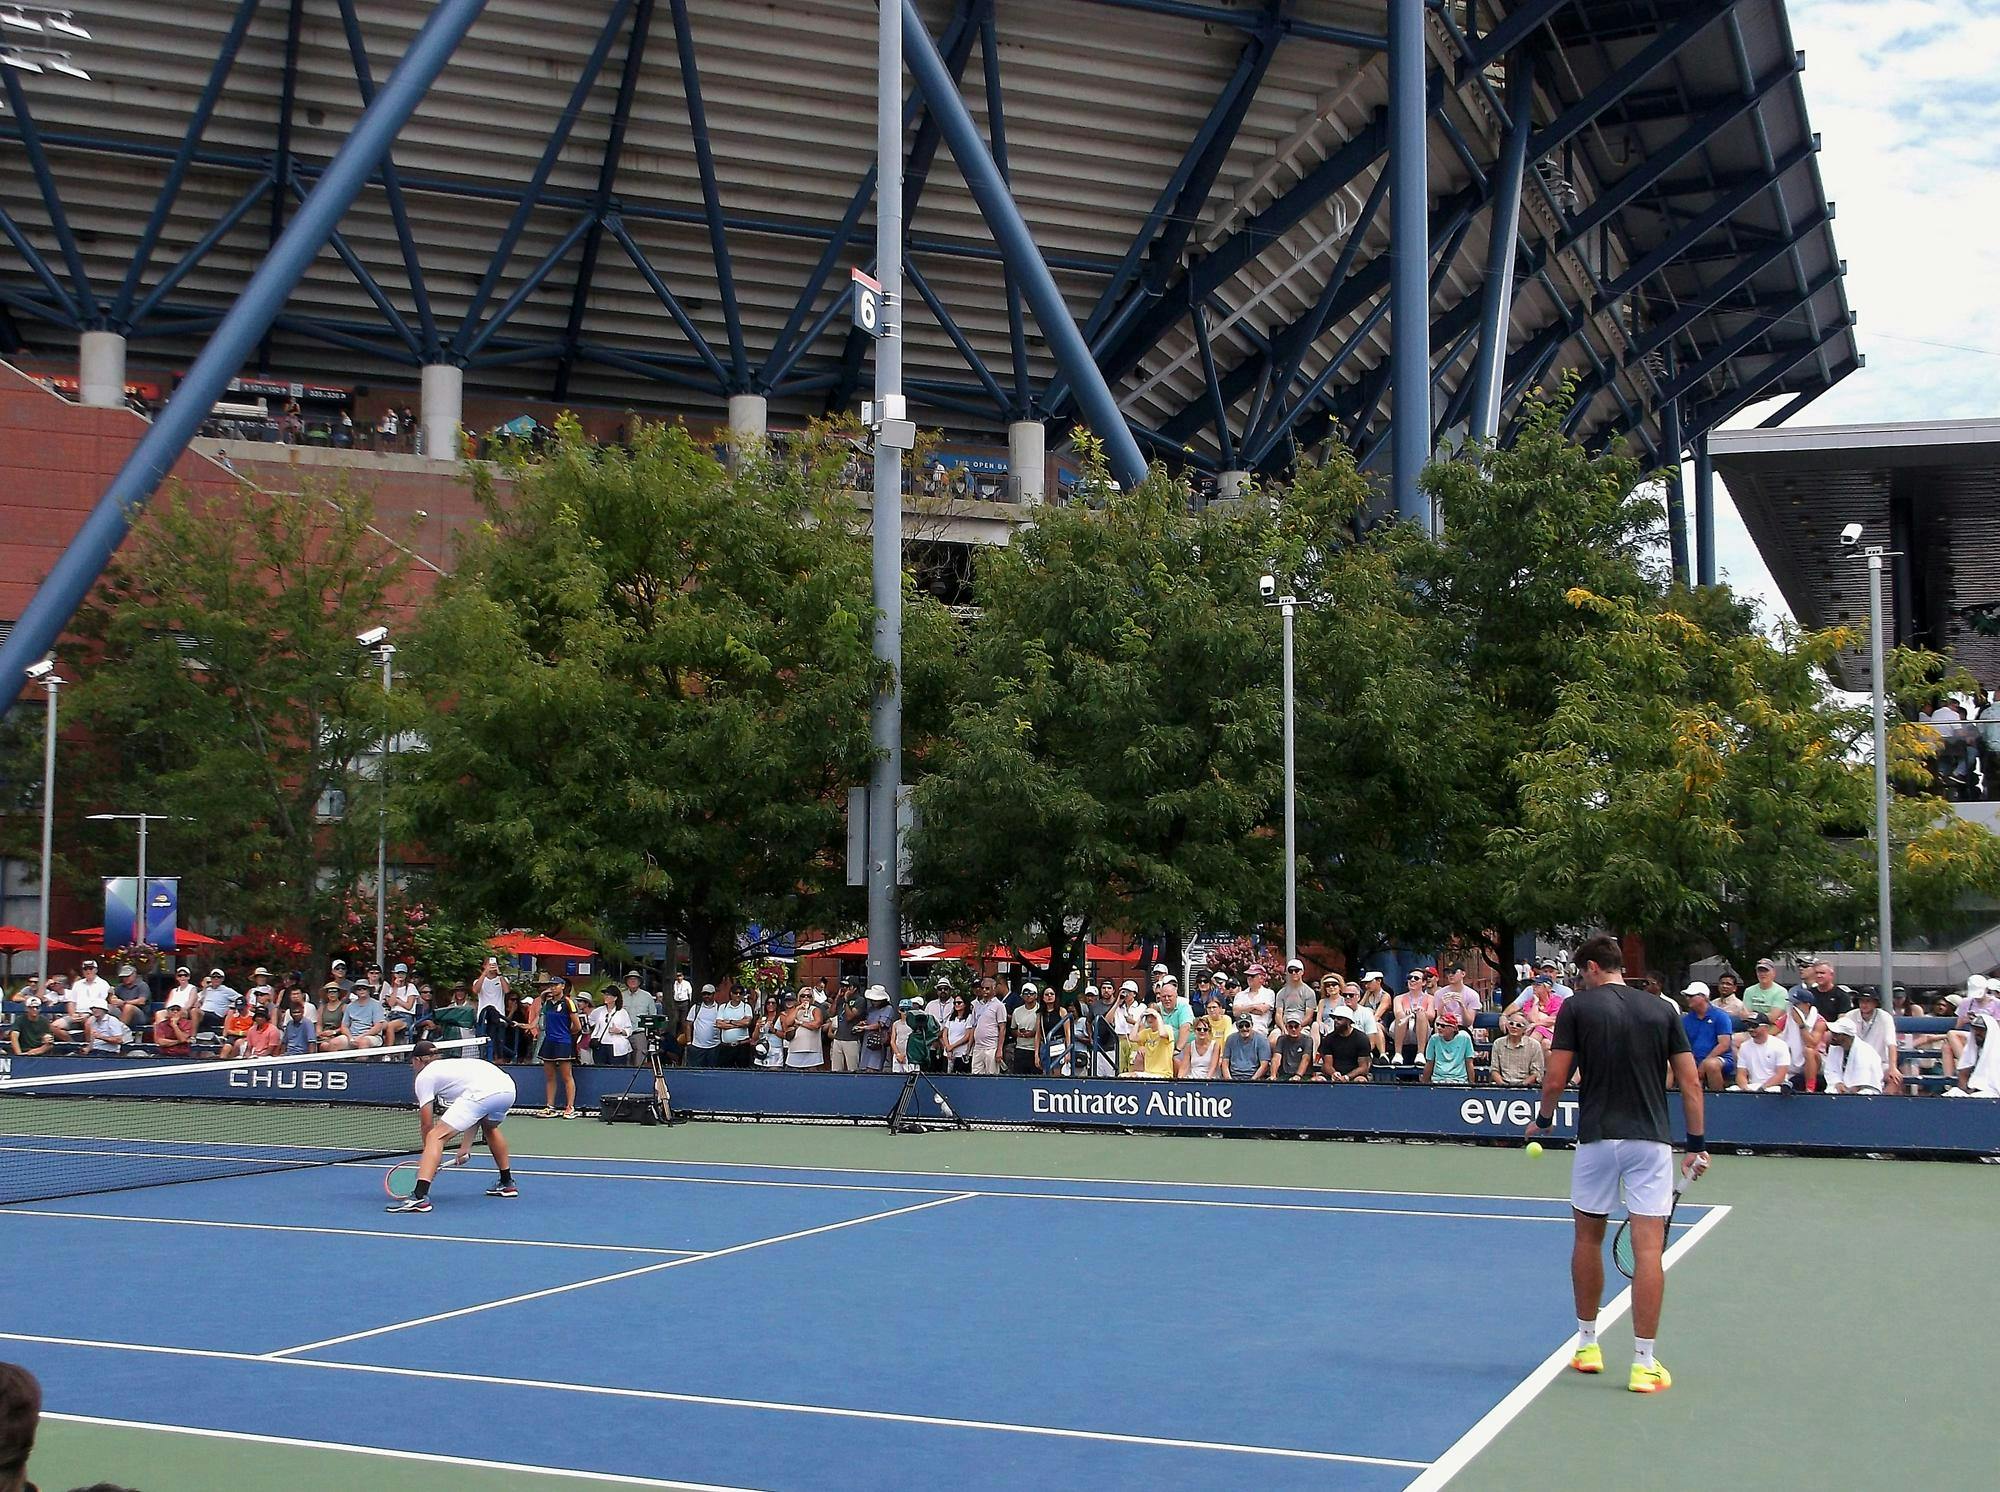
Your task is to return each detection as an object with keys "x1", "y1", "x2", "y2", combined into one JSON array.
[{"x1": 3, "y1": 1078, "x2": 1991, "y2": 1490}]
